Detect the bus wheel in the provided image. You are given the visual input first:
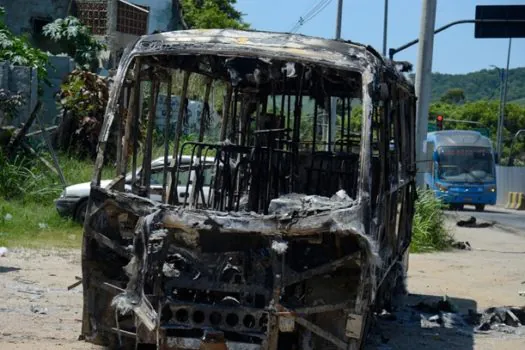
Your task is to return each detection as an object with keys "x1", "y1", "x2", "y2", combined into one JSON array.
[
  {"x1": 475, "y1": 204, "x2": 485, "y2": 212},
  {"x1": 451, "y1": 204, "x2": 464, "y2": 211}
]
